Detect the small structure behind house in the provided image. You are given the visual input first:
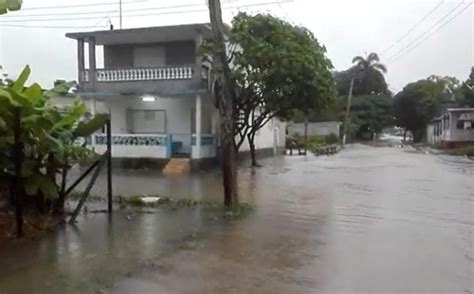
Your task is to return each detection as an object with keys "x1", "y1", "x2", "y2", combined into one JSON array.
[{"x1": 287, "y1": 121, "x2": 341, "y2": 138}]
